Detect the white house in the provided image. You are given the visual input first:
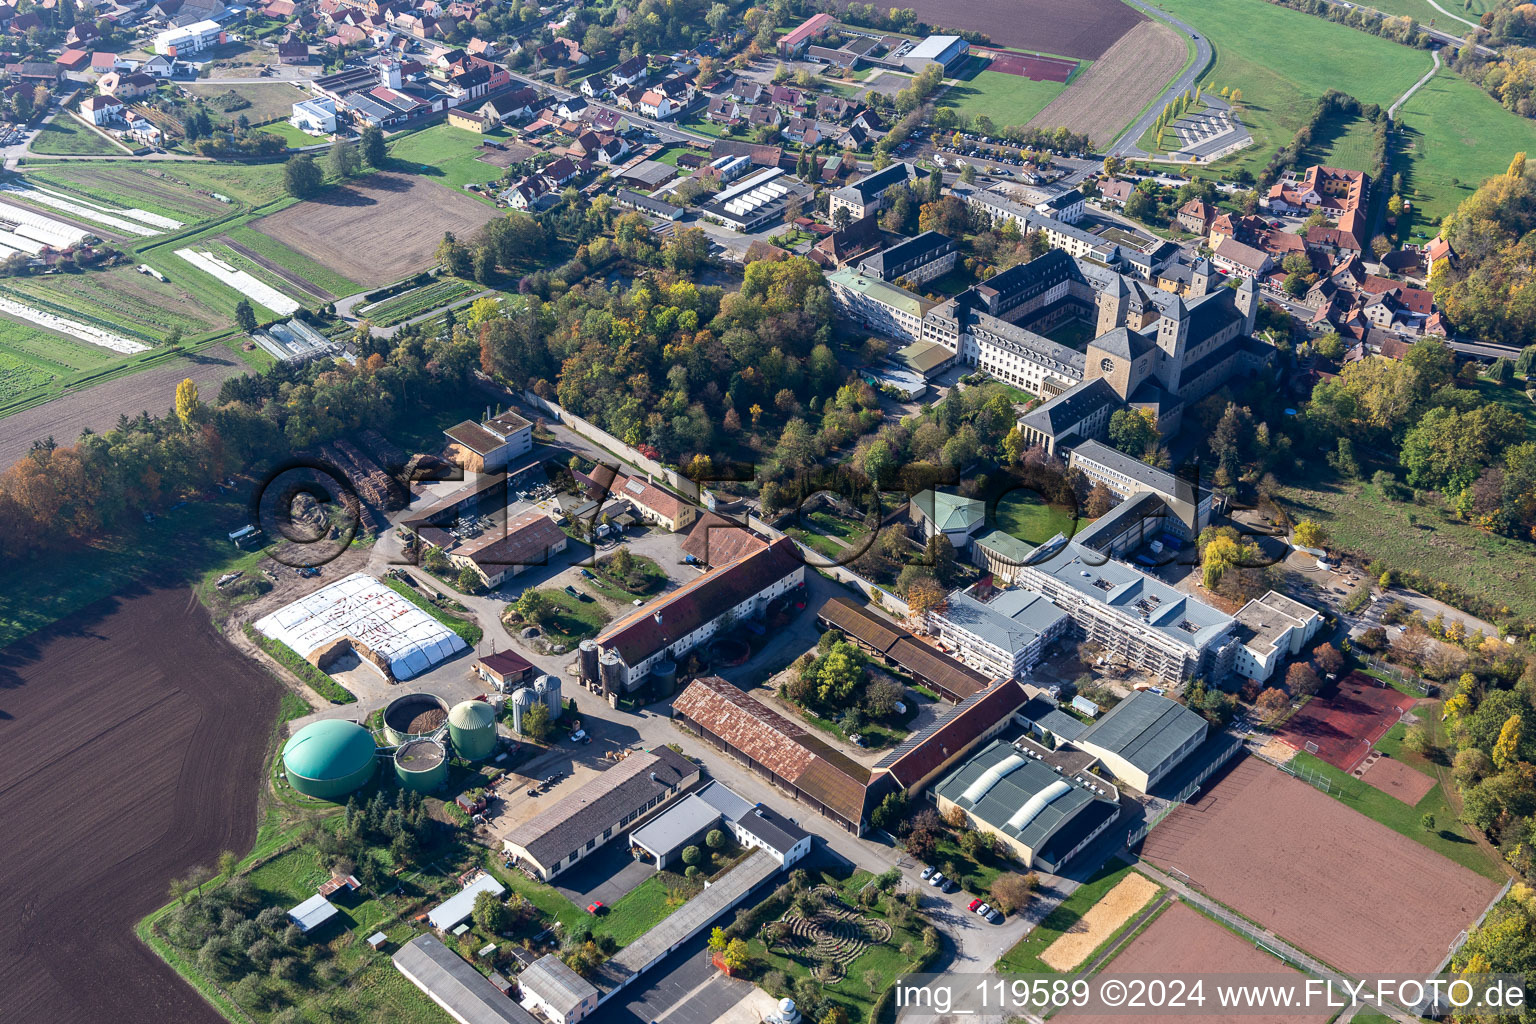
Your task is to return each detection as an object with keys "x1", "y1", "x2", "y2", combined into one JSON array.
[
  {"x1": 153, "y1": 19, "x2": 225, "y2": 56},
  {"x1": 636, "y1": 89, "x2": 674, "y2": 120},
  {"x1": 291, "y1": 97, "x2": 337, "y2": 135},
  {"x1": 79, "y1": 94, "x2": 124, "y2": 126}
]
